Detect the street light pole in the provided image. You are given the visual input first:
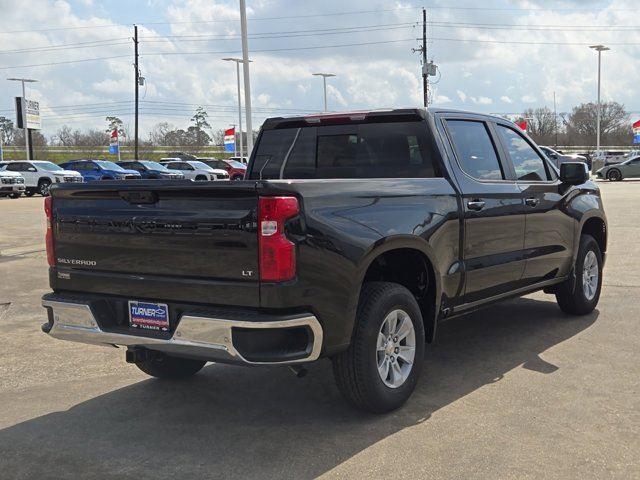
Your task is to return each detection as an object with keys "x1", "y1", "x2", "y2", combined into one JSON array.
[
  {"x1": 7, "y1": 77, "x2": 37, "y2": 160},
  {"x1": 239, "y1": 0, "x2": 253, "y2": 155},
  {"x1": 223, "y1": 58, "x2": 252, "y2": 160},
  {"x1": 312, "y1": 73, "x2": 336, "y2": 112},
  {"x1": 590, "y1": 45, "x2": 610, "y2": 156}
]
